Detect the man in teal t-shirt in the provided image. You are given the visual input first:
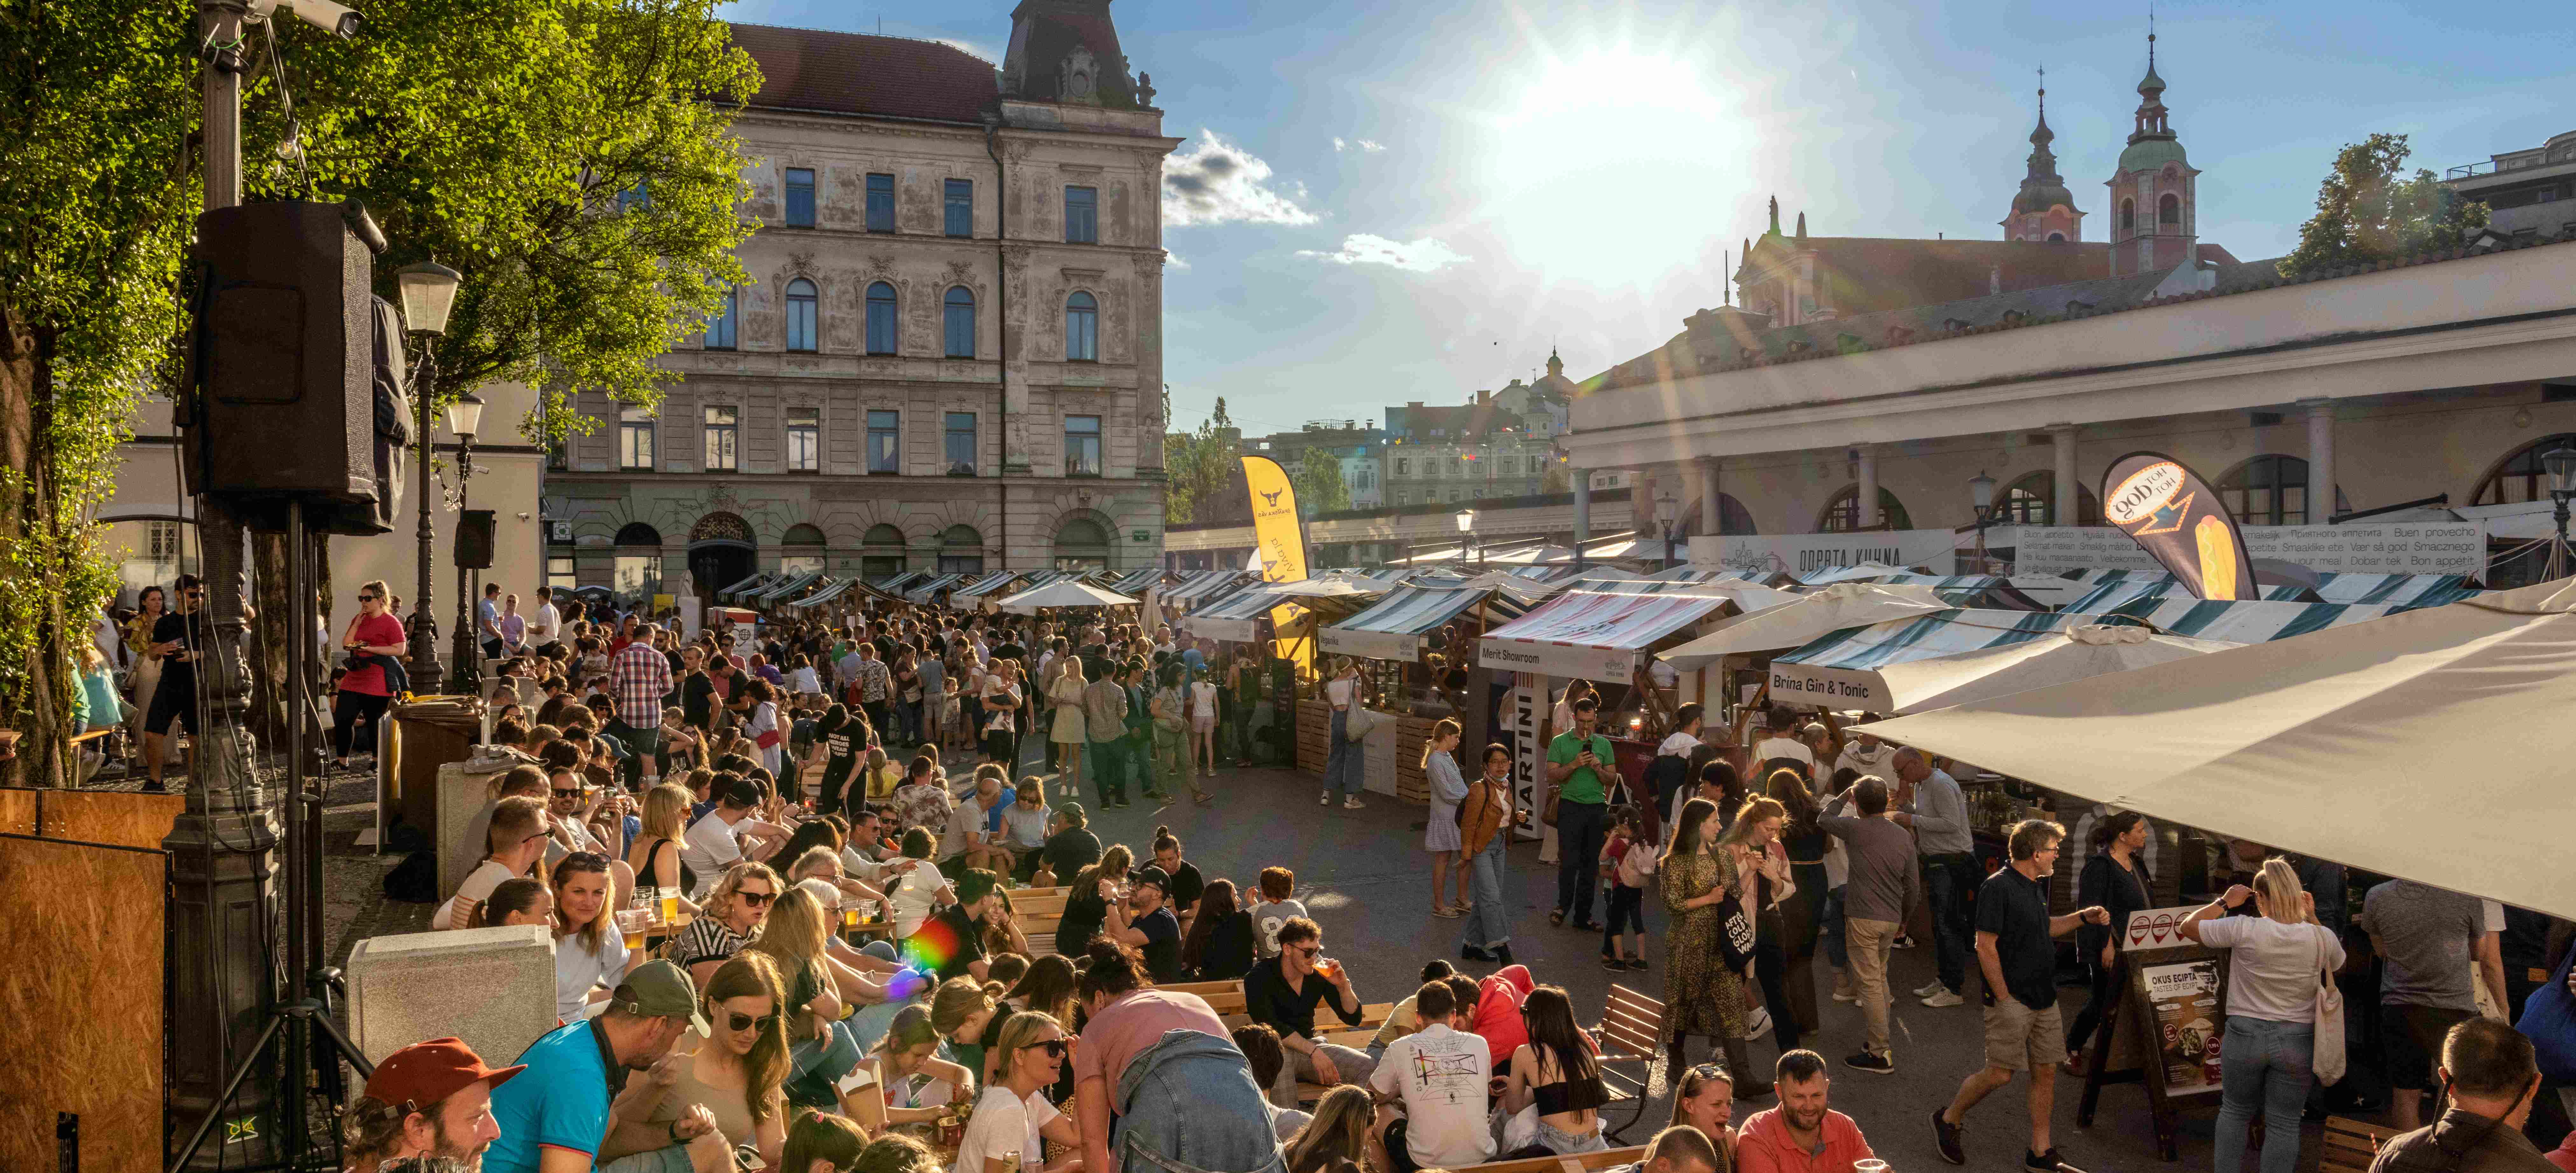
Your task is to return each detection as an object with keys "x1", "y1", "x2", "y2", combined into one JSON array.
[{"x1": 1545, "y1": 695, "x2": 1616, "y2": 931}]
